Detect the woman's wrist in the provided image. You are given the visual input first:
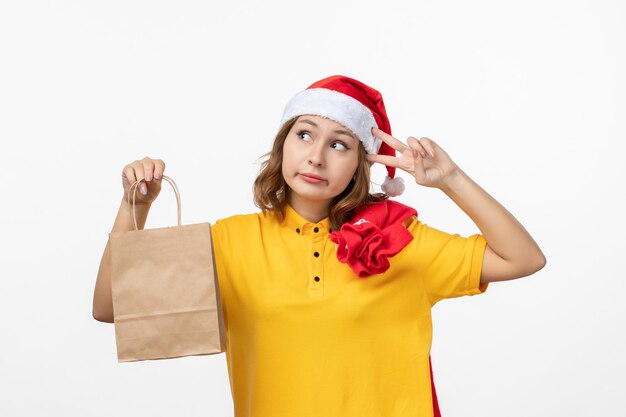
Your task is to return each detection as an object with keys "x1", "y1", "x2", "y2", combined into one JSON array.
[{"x1": 438, "y1": 167, "x2": 468, "y2": 195}]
